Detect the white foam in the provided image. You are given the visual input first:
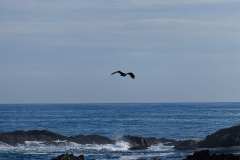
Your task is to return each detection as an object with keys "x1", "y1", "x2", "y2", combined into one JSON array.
[
  {"x1": 120, "y1": 155, "x2": 142, "y2": 160},
  {"x1": 0, "y1": 140, "x2": 130, "y2": 154},
  {"x1": 0, "y1": 140, "x2": 176, "y2": 157},
  {"x1": 0, "y1": 141, "x2": 12, "y2": 147},
  {"x1": 148, "y1": 143, "x2": 174, "y2": 152},
  {"x1": 80, "y1": 141, "x2": 130, "y2": 151}
]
